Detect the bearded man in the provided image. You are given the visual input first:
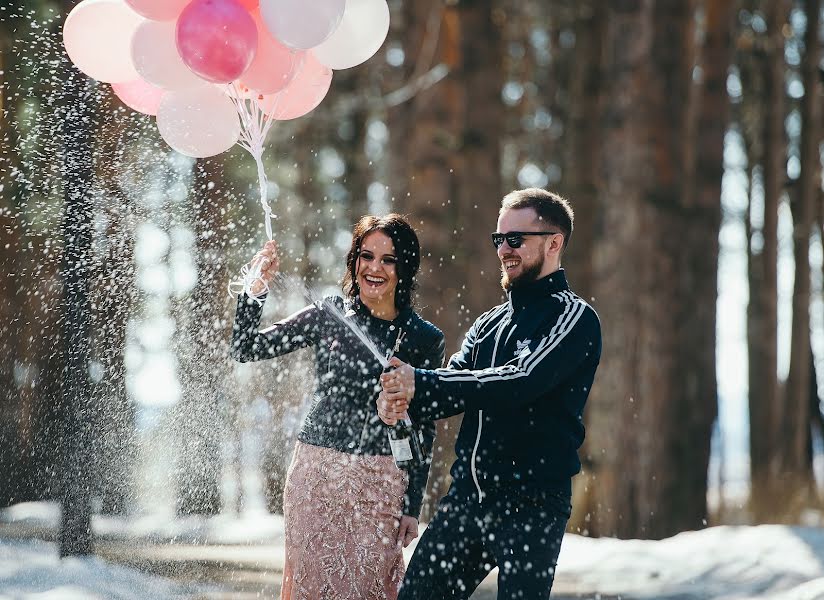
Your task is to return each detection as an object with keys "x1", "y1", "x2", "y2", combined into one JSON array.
[{"x1": 378, "y1": 188, "x2": 602, "y2": 600}]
